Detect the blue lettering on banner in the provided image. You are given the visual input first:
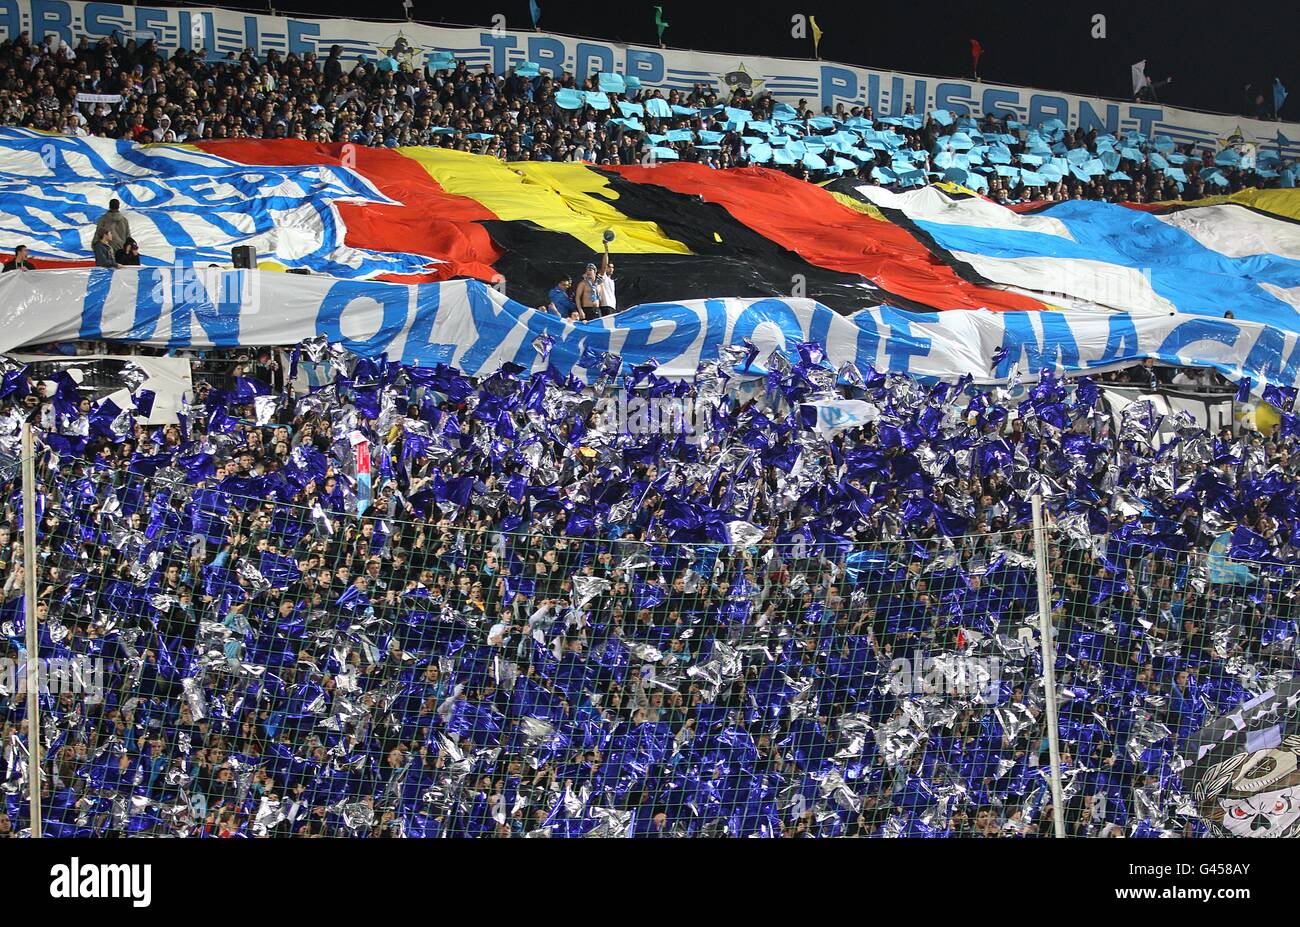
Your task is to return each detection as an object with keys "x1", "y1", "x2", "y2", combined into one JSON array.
[
  {"x1": 865, "y1": 74, "x2": 881, "y2": 114},
  {"x1": 1087, "y1": 312, "x2": 1140, "y2": 368},
  {"x1": 1130, "y1": 106, "x2": 1162, "y2": 138},
  {"x1": 243, "y1": 15, "x2": 259, "y2": 55},
  {"x1": 1029, "y1": 94, "x2": 1068, "y2": 129},
  {"x1": 511, "y1": 311, "x2": 610, "y2": 375},
  {"x1": 0, "y1": 1, "x2": 20, "y2": 41},
  {"x1": 528, "y1": 36, "x2": 565, "y2": 75},
  {"x1": 77, "y1": 267, "x2": 114, "y2": 340},
  {"x1": 820, "y1": 406, "x2": 853, "y2": 429},
  {"x1": 982, "y1": 88, "x2": 1019, "y2": 120},
  {"x1": 480, "y1": 32, "x2": 516, "y2": 74},
  {"x1": 934, "y1": 82, "x2": 973, "y2": 117},
  {"x1": 877, "y1": 307, "x2": 934, "y2": 374},
  {"x1": 127, "y1": 267, "x2": 164, "y2": 340},
  {"x1": 315, "y1": 280, "x2": 406, "y2": 356},
  {"x1": 853, "y1": 313, "x2": 880, "y2": 373},
  {"x1": 167, "y1": 267, "x2": 243, "y2": 349},
  {"x1": 616, "y1": 301, "x2": 702, "y2": 368},
  {"x1": 819, "y1": 65, "x2": 858, "y2": 112},
  {"x1": 399, "y1": 283, "x2": 458, "y2": 367},
  {"x1": 0, "y1": 3, "x2": 1284, "y2": 156},
  {"x1": 729, "y1": 299, "x2": 802, "y2": 360},
  {"x1": 910, "y1": 80, "x2": 928, "y2": 114},
  {"x1": 458, "y1": 281, "x2": 522, "y2": 374},
  {"x1": 30, "y1": 0, "x2": 71, "y2": 44},
  {"x1": 1241, "y1": 326, "x2": 1300, "y2": 386},
  {"x1": 996, "y1": 312, "x2": 1079, "y2": 377},
  {"x1": 241, "y1": 14, "x2": 261, "y2": 55},
  {"x1": 804, "y1": 303, "x2": 835, "y2": 355},
  {"x1": 701, "y1": 299, "x2": 728, "y2": 362},
  {"x1": 83, "y1": 2, "x2": 127, "y2": 39},
  {"x1": 44, "y1": 271, "x2": 1300, "y2": 392},
  {"x1": 1156, "y1": 318, "x2": 1240, "y2": 358},
  {"x1": 883, "y1": 76, "x2": 908, "y2": 117},
  {"x1": 133, "y1": 5, "x2": 166, "y2": 44},
  {"x1": 1077, "y1": 100, "x2": 1120, "y2": 134},
  {"x1": 574, "y1": 42, "x2": 613, "y2": 78},
  {"x1": 626, "y1": 49, "x2": 663, "y2": 85},
  {"x1": 288, "y1": 19, "x2": 319, "y2": 55}
]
